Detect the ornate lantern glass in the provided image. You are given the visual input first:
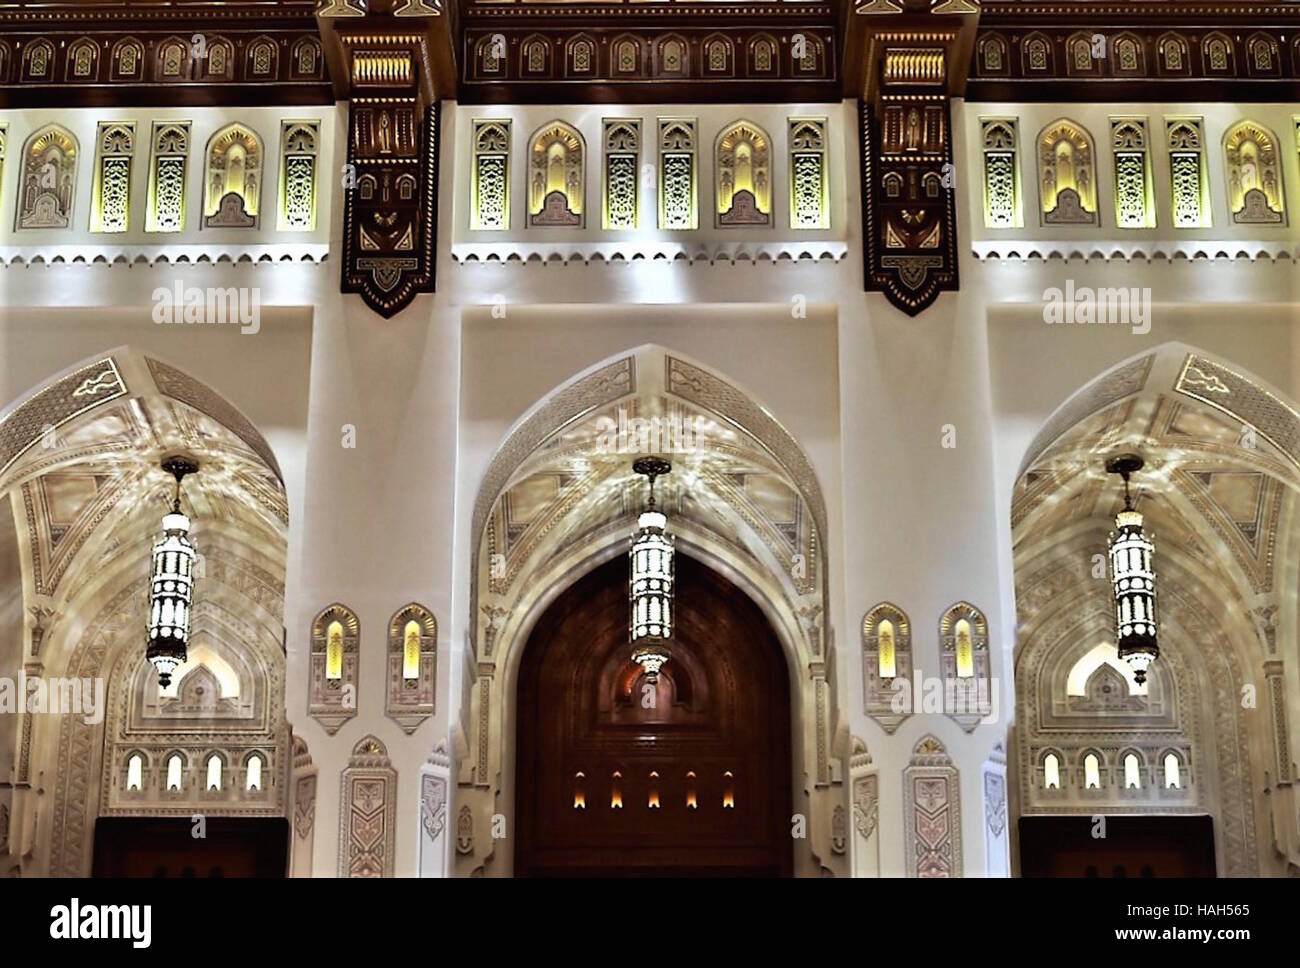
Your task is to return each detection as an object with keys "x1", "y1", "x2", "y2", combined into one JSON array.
[
  {"x1": 629, "y1": 457, "x2": 673, "y2": 682},
  {"x1": 147, "y1": 456, "x2": 199, "y2": 686},
  {"x1": 1106, "y1": 454, "x2": 1159, "y2": 684}
]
